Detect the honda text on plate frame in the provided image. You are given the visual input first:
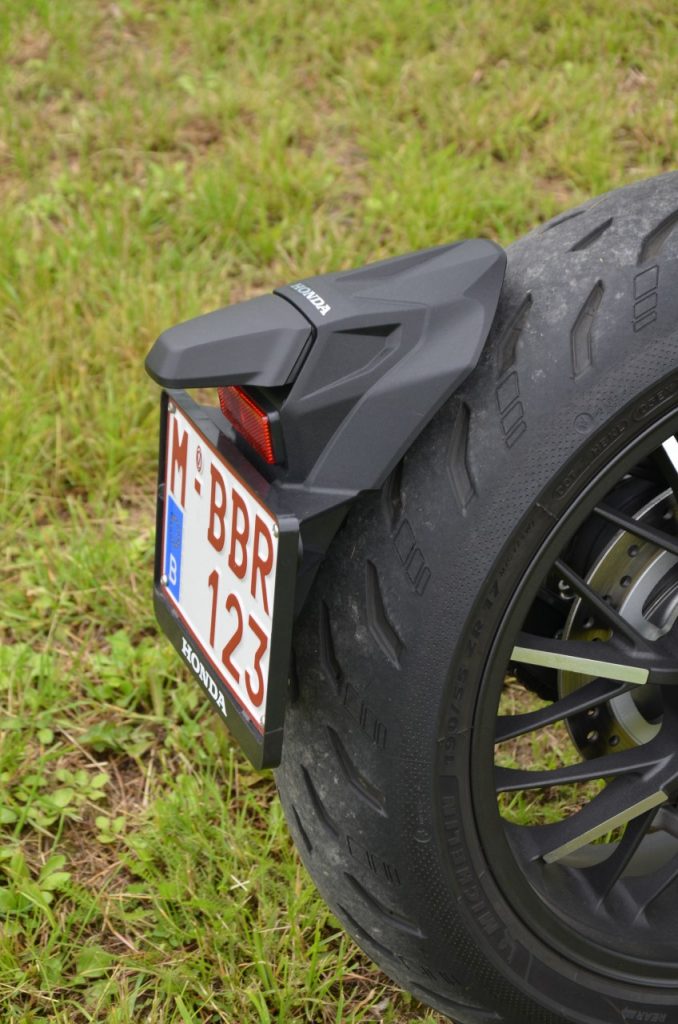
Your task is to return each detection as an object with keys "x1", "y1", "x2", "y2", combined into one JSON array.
[{"x1": 153, "y1": 393, "x2": 299, "y2": 768}]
